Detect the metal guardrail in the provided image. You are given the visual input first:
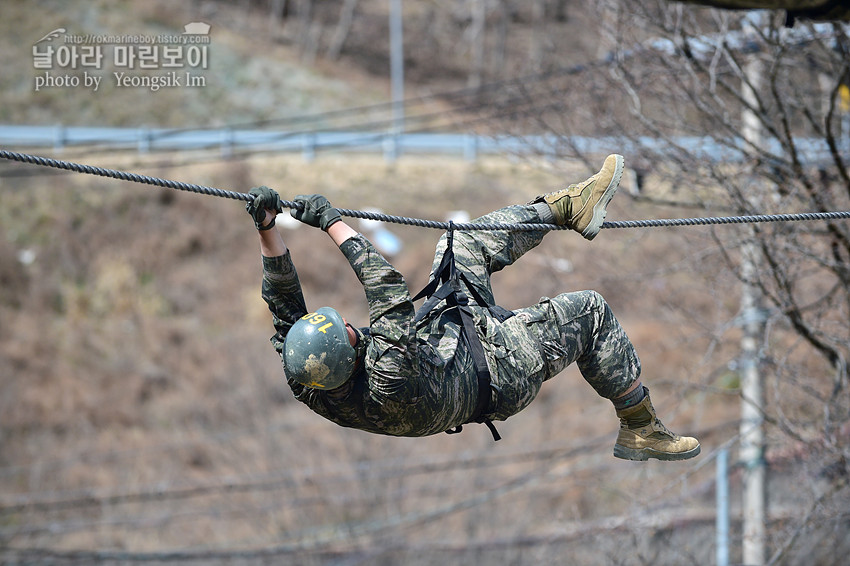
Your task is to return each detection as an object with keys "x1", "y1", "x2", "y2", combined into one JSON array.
[
  {"x1": 0, "y1": 125, "x2": 523, "y2": 162},
  {"x1": 0, "y1": 124, "x2": 840, "y2": 164}
]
